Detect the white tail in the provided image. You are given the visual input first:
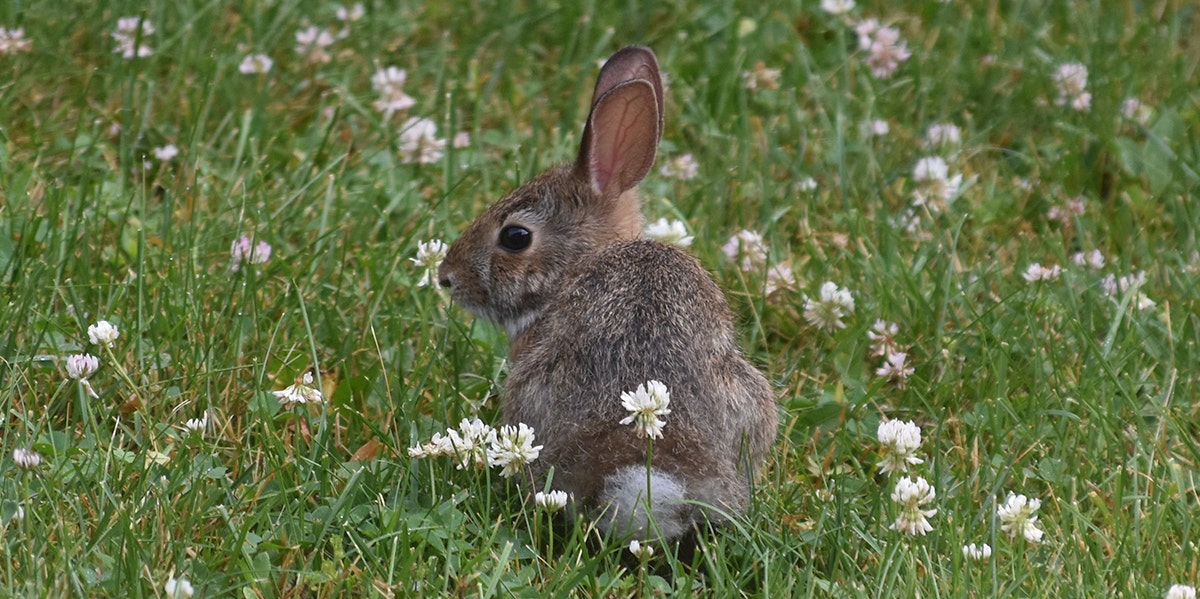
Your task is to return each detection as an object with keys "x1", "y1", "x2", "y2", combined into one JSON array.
[{"x1": 598, "y1": 465, "x2": 691, "y2": 540}]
